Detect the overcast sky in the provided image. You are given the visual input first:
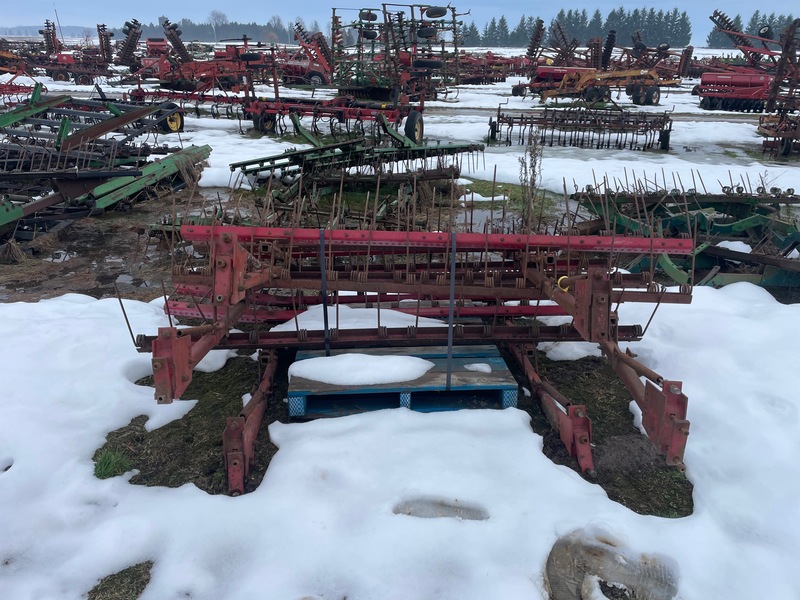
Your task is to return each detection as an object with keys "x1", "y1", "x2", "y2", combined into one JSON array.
[{"x1": 7, "y1": 1, "x2": 798, "y2": 46}]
